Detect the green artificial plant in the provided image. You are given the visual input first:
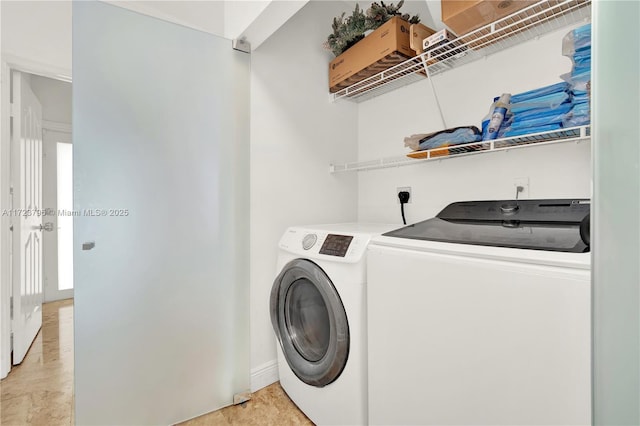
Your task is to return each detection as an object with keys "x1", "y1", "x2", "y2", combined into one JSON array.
[{"x1": 324, "y1": 1, "x2": 421, "y2": 57}]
